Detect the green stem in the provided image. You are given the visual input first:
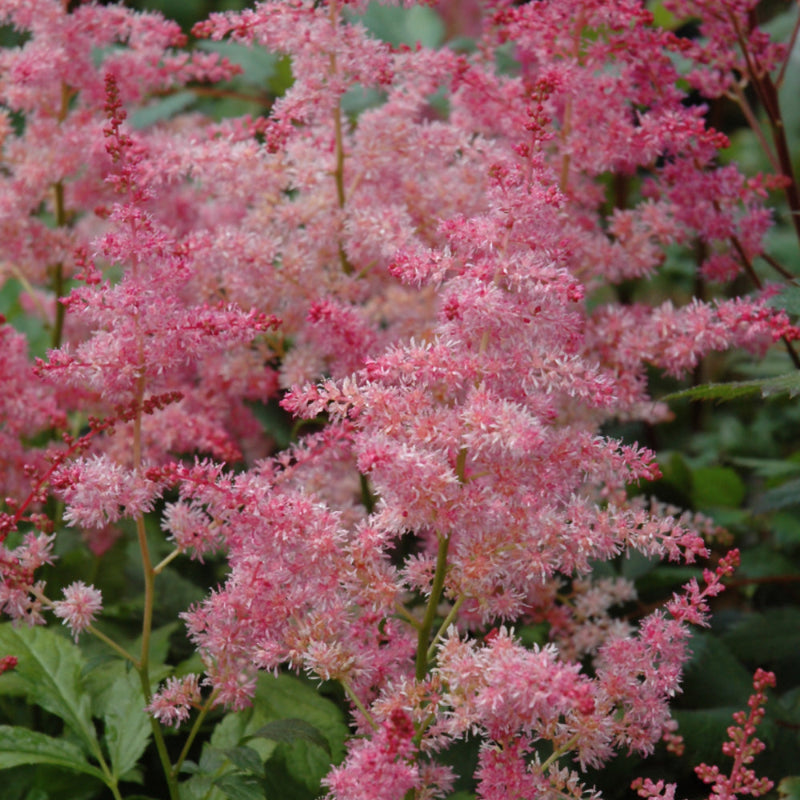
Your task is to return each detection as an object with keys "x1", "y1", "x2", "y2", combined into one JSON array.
[
  {"x1": 51, "y1": 180, "x2": 66, "y2": 350},
  {"x1": 128, "y1": 362, "x2": 180, "y2": 799},
  {"x1": 341, "y1": 679, "x2": 378, "y2": 731},
  {"x1": 172, "y1": 691, "x2": 219, "y2": 779},
  {"x1": 455, "y1": 447, "x2": 468, "y2": 484},
  {"x1": 394, "y1": 601, "x2": 422, "y2": 630},
  {"x1": 86, "y1": 624, "x2": 138, "y2": 665},
  {"x1": 540, "y1": 734, "x2": 580, "y2": 771},
  {"x1": 327, "y1": 0, "x2": 353, "y2": 277},
  {"x1": 730, "y1": 235, "x2": 800, "y2": 369},
  {"x1": 426, "y1": 595, "x2": 464, "y2": 662},
  {"x1": 136, "y1": 512, "x2": 155, "y2": 676},
  {"x1": 153, "y1": 547, "x2": 182, "y2": 575},
  {"x1": 415, "y1": 533, "x2": 450, "y2": 681},
  {"x1": 138, "y1": 666, "x2": 181, "y2": 800}
]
